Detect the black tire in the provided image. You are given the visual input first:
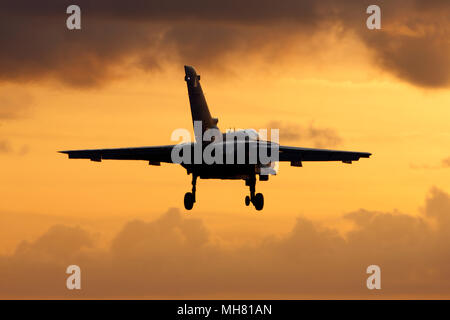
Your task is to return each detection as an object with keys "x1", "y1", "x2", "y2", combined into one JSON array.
[
  {"x1": 245, "y1": 195, "x2": 251, "y2": 206},
  {"x1": 184, "y1": 192, "x2": 194, "y2": 210},
  {"x1": 253, "y1": 193, "x2": 264, "y2": 211}
]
